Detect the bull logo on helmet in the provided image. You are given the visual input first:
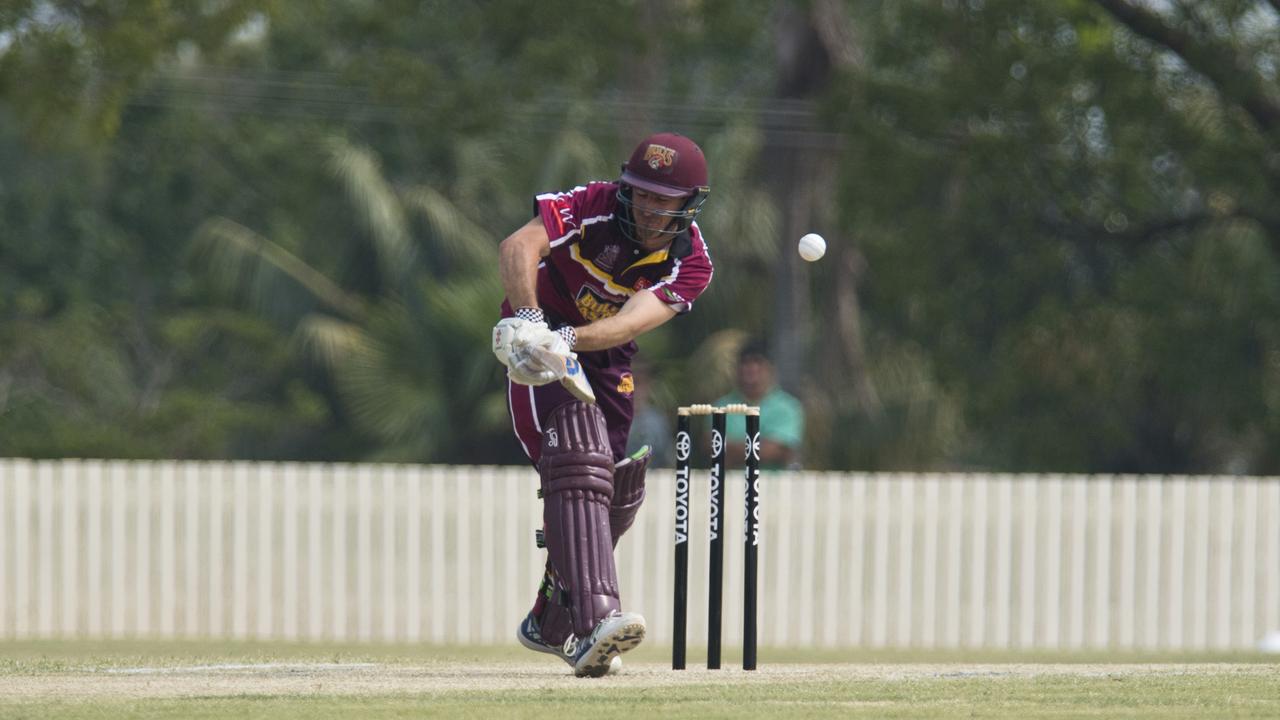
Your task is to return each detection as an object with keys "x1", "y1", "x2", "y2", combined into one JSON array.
[{"x1": 644, "y1": 144, "x2": 677, "y2": 170}]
